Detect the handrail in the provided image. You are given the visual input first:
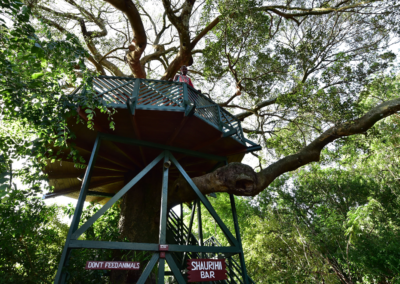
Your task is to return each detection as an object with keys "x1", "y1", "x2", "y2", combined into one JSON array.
[
  {"x1": 74, "y1": 76, "x2": 247, "y2": 146},
  {"x1": 167, "y1": 209, "x2": 256, "y2": 284}
]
